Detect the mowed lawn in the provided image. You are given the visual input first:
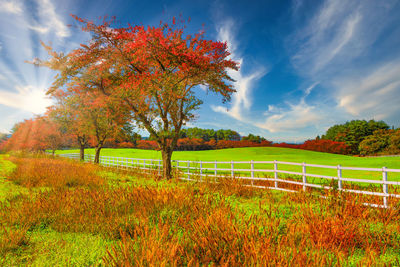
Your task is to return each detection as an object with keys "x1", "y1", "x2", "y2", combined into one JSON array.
[{"x1": 56, "y1": 147, "x2": 400, "y2": 182}]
